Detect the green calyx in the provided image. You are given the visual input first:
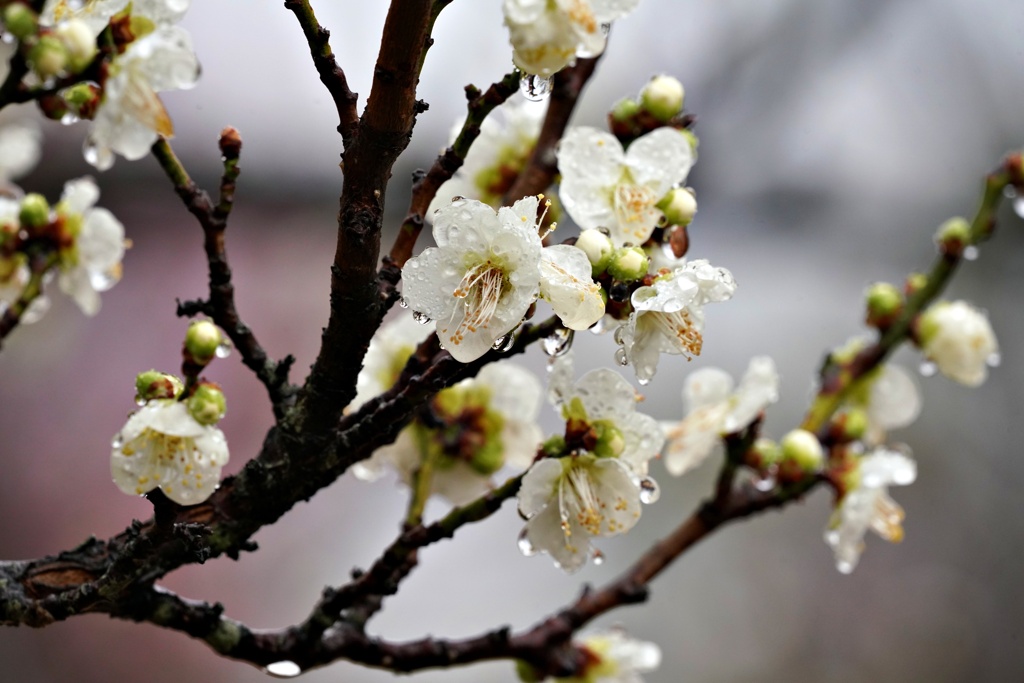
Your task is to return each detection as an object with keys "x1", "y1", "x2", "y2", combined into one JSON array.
[{"x1": 431, "y1": 384, "x2": 506, "y2": 475}]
